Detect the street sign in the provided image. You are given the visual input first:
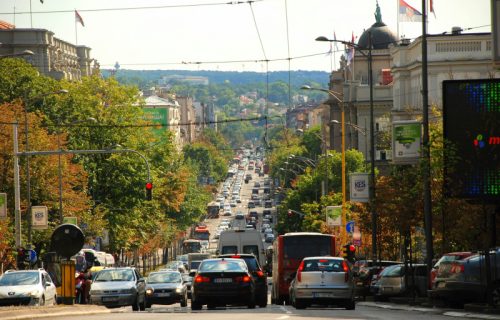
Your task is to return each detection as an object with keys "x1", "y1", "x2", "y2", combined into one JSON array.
[
  {"x1": 346, "y1": 221, "x2": 355, "y2": 233},
  {"x1": 26, "y1": 249, "x2": 37, "y2": 263},
  {"x1": 0, "y1": 193, "x2": 6, "y2": 219}
]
